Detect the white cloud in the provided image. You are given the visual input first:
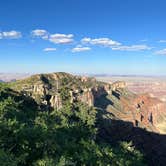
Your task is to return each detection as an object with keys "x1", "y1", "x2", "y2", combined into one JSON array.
[
  {"x1": 81, "y1": 37, "x2": 152, "y2": 52},
  {"x1": 31, "y1": 29, "x2": 74, "y2": 44},
  {"x1": 31, "y1": 29, "x2": 48, "y2": 39},
  {"x1": 112, "y1": 44, "x2": 151, "y2": 51},
  {"x1": 81, "y1": 37, "x2": 121, "y2": 47},
  {"x1": 155, "y1": 49, "x2": 166, "y2": 55},
  {"x1": 49, "y1": 33, "x2": 74, "y2": 44},
  {"x1": 43, "y1": 48, "x2": 57, "y2": 52},
  {"x1": 158, "y1": 40, "x2": 166, "y2": 43},
  {"x1": 1, "y1": 31, "x2": 22, "y2": 39},
  {"x1": 72, "y1": 45, "x2": 91, "y2": 52},
  {"x1": 81, "y1": 37, "x2": 91, "y2": 43}
]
